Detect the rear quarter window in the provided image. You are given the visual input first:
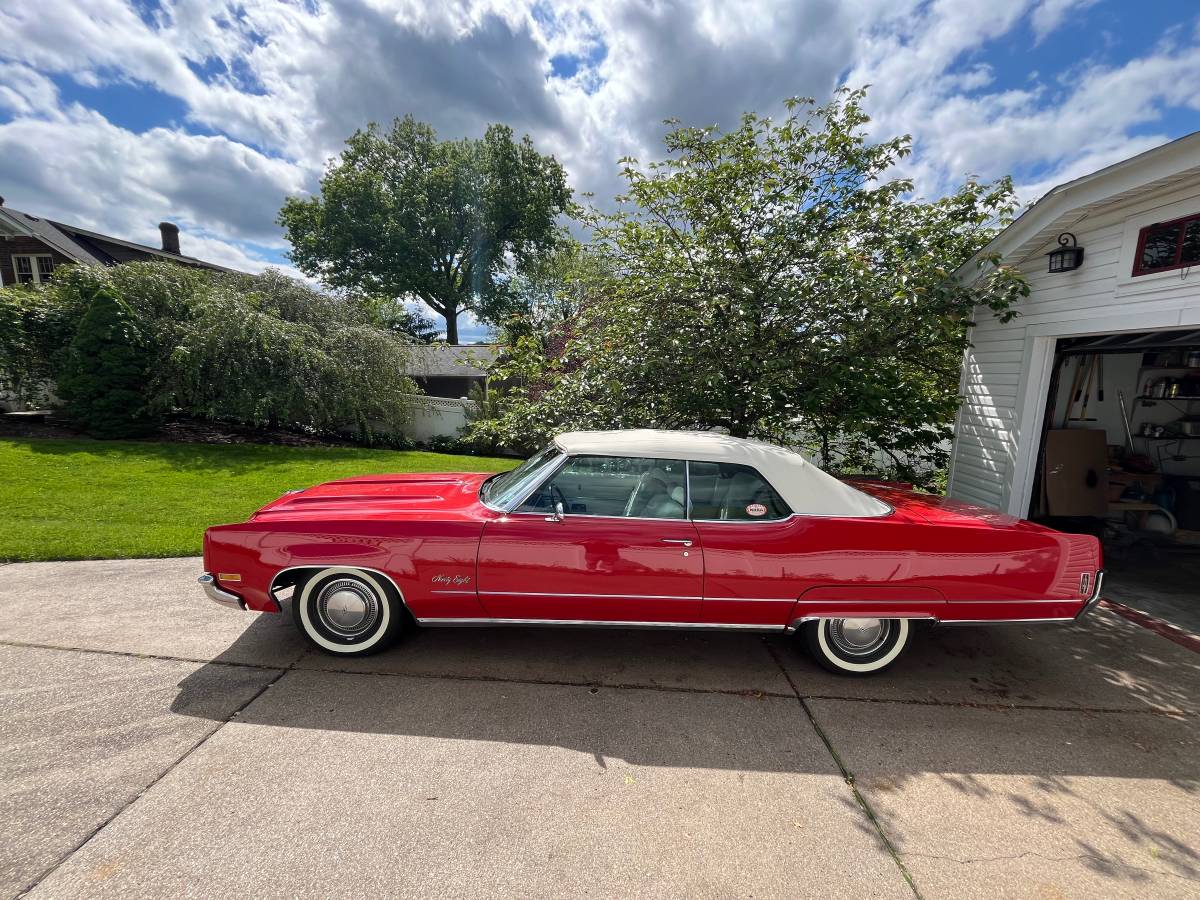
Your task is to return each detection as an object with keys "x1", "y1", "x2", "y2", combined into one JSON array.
[{"x1": 688, "y1": 462, "x2": 791, "y2": 520}]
